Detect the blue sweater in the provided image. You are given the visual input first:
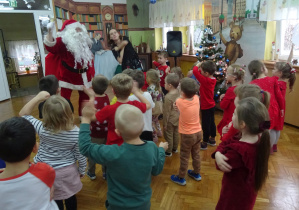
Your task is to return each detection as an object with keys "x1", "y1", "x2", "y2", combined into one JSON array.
[{"x1": 79, "y1": 124, "x2": 166, "y2": 210}]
